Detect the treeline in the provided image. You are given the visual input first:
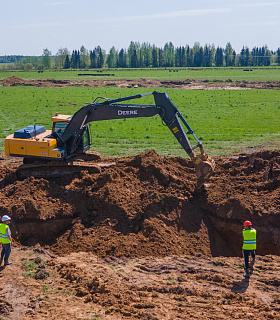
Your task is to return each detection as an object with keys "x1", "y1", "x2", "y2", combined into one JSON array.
[
  {"x1": 1, "y1": 42, "x2": 280, "y2": 71},
  {"x1": 0, "y1": 55, "x2": 25, "y2": 64}
]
